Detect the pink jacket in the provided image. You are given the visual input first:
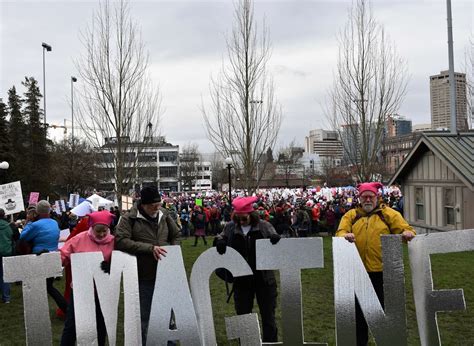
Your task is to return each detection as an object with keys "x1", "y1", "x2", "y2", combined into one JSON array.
[{"x1": 60, "y1": 229, "x2": 115, "y2": 267}]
